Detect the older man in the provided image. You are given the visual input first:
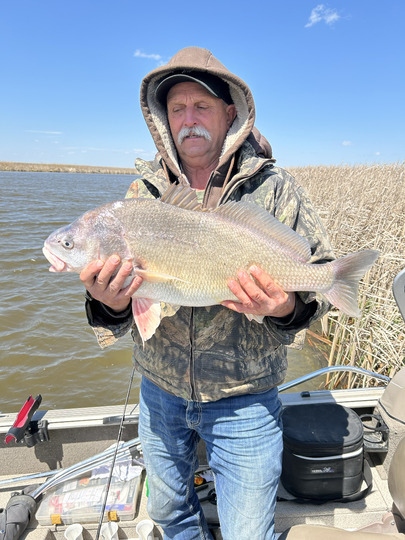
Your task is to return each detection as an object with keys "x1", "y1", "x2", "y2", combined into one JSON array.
[{"x1": 81, "y1": 47, "x2": 333, "y2": 539}]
